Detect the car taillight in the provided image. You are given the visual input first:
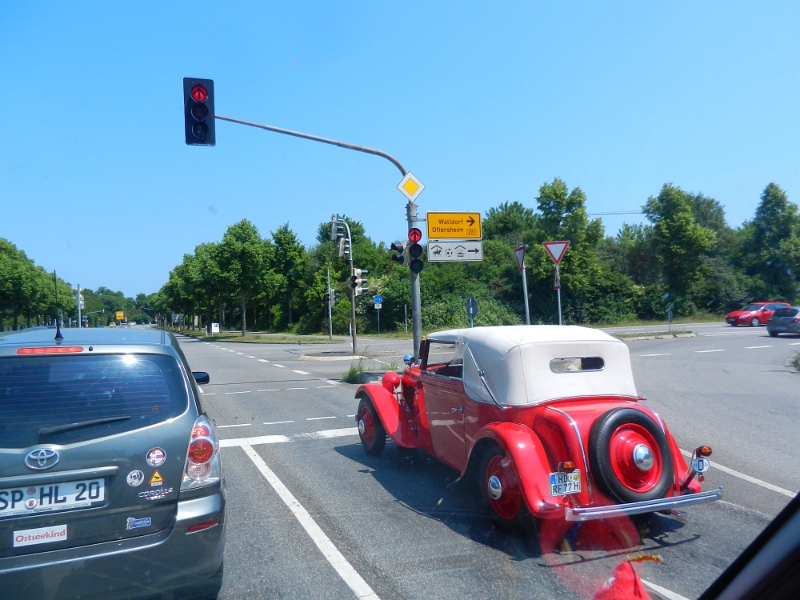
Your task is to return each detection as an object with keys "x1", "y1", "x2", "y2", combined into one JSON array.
[
  {"x1": 182, "y1": 415, "x2": 220, "y2": 490},
  {"x1": 793, "y1": 318, "x2": 800, "y2": 323}
]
